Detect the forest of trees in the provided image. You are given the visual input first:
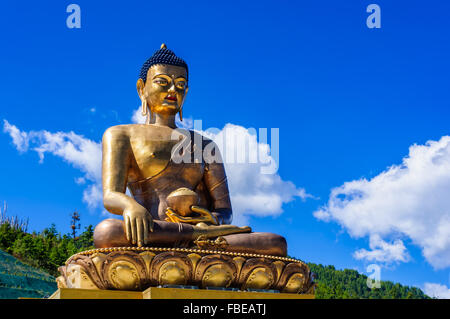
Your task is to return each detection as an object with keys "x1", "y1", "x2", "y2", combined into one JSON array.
[
  {"x1": 308, "y1": 263, "x2": 430, "y2": 299},
  {"x1": 0, "y1": 211, "x2": 431, "y2": 298},
  {"x1": 0, "y1": 218, "x2": 94, "y2": 277}
]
